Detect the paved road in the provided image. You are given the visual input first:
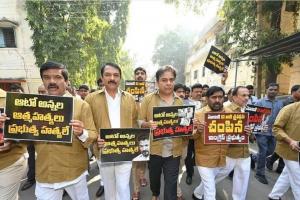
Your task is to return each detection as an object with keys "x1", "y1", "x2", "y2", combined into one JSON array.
[{"x1": 19, "y1": 144, "x2": 295, "y2": 200}]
